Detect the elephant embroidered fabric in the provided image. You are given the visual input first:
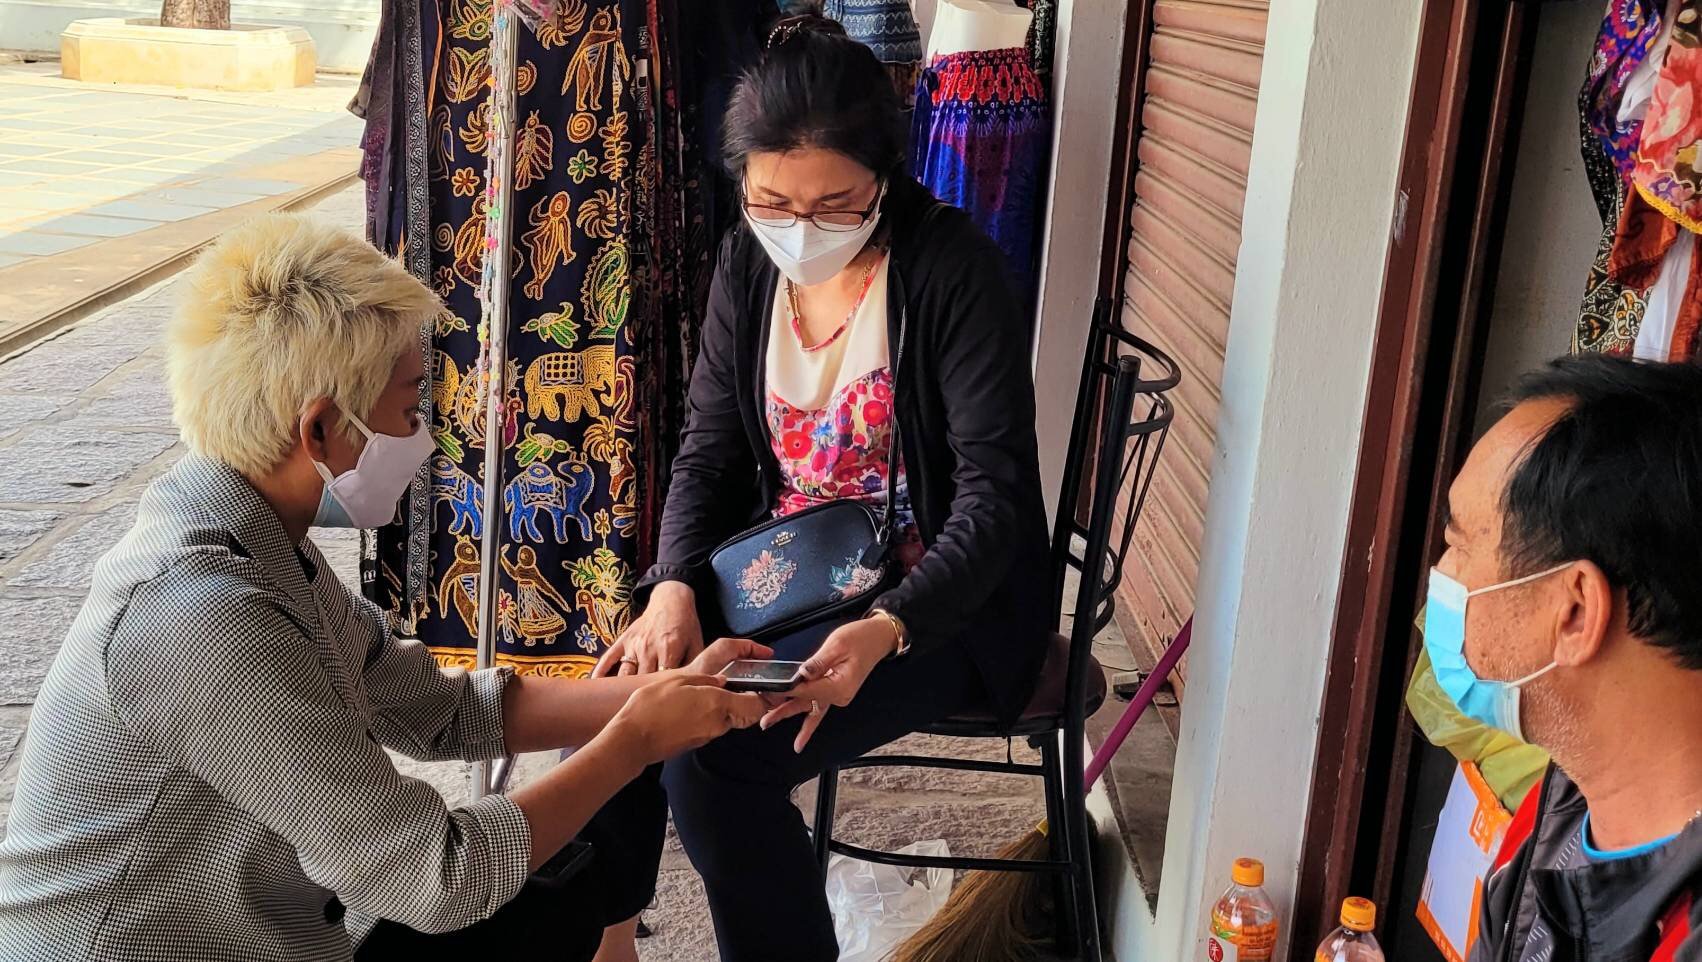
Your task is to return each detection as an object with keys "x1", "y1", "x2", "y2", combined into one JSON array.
[
  {"x1": 358, "y1": 0, "x2": 777, "y2": 679},
  {"x1": 391, "y1": 0, "x2": 646, "y2": 677}
]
